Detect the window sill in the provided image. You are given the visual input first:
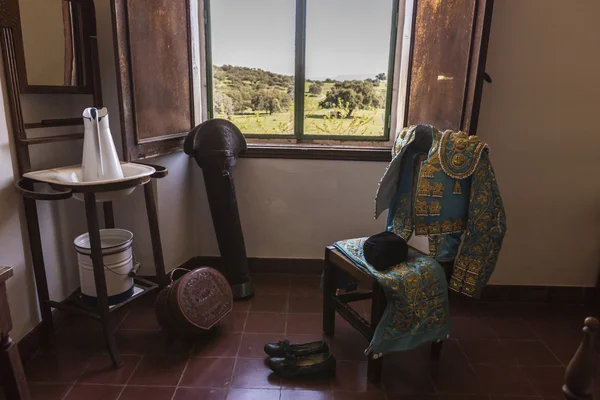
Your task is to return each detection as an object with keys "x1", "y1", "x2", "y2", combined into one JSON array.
[{"x1": 243, "y1": 143, "x2": 392, "y2": 162}]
